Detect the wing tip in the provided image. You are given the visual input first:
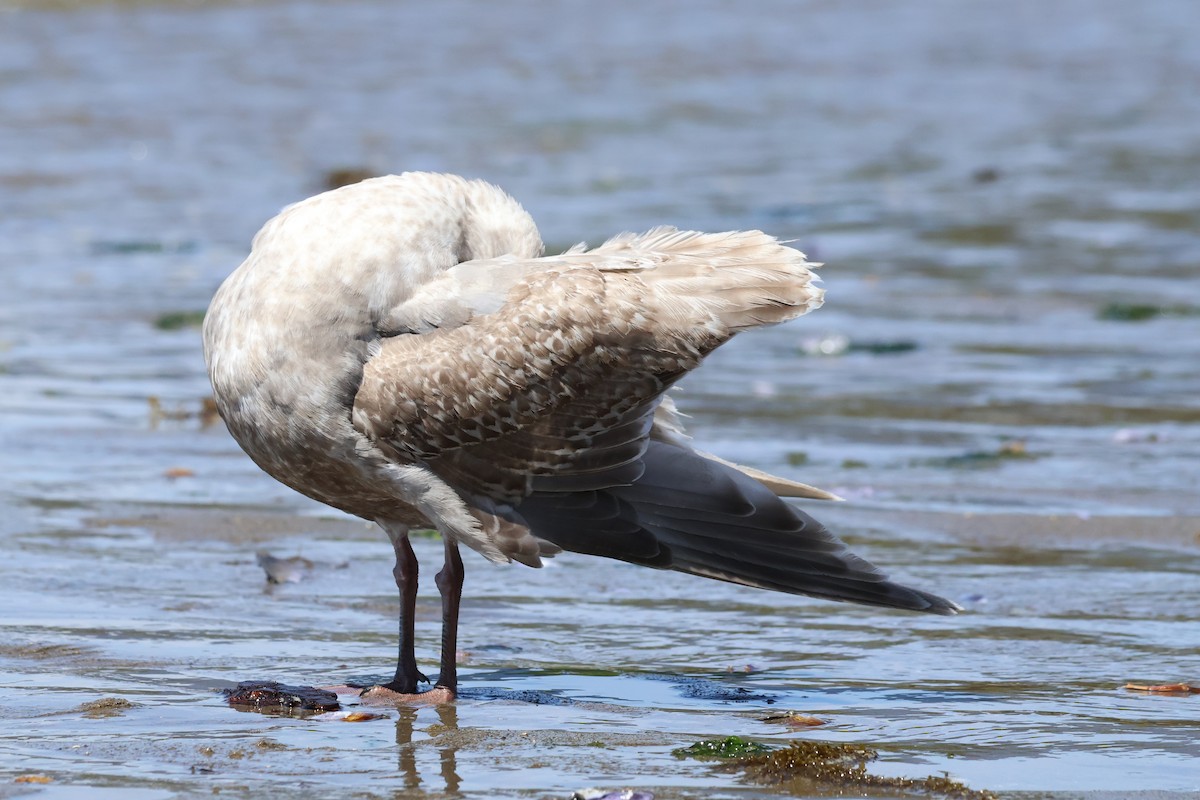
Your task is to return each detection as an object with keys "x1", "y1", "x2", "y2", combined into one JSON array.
[{"x1": 909, "y1": 588, "x2": 963, "y2": 615}]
